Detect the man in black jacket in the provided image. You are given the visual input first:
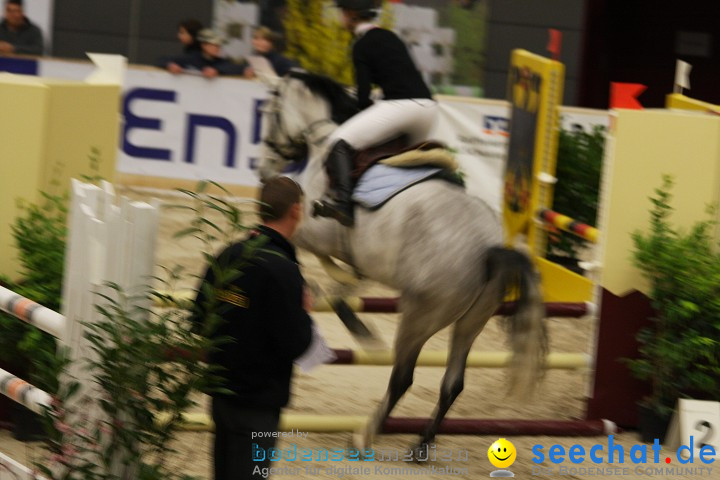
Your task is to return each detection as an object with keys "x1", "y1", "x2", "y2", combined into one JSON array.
[
  {"x1": 193, "y1": 176, "x2": 313, "y2": 480},
  {"x1": 0, "y1": 0, "x2": 43, "y2": 56}
]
